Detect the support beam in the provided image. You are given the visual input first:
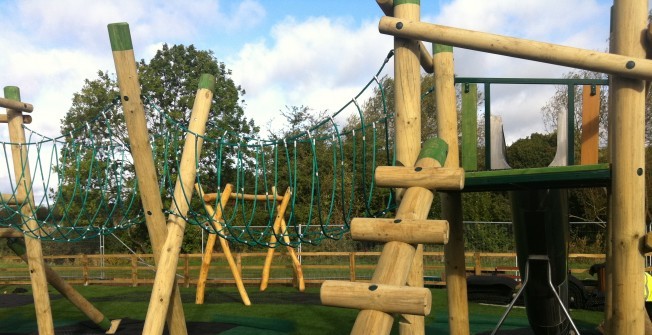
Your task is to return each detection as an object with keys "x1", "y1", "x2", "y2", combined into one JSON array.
[
  {"x1": 321, "y1": 281, "x2": 431, "y2": 316},
  {"x1": 7, "y1": 239, "x2": 121, "y2": 333},
  {"x1": 0, "y1": 114, "x2": 31, "y2": 124},
  {"x1": 0, "y1": 97, "x2": 33, "y2": 113},
  {"x1": 375, "y1": 0, "x2": 433, "y2": 73},
  {"x1": 194, "y1": 183, "x2": 251, "y2": 306},
  {"x1": 142, "y1": 74, "x2": 215, "y2": 335},
  {"x1": 375, "y1": 166, "x2": 464, "y2": 190},
  {"x1": 433, "y1": 44, "x2": 470, "y2": 335},
  {"x1": 608, "y1": 1, "x2": 648, "y2": 334},
  {"x1": 4, "y1": 86, "x2": 54, "y2": 335},
  {"x1": 350, "y1": 218, "x2": 448, "y2": 244},
  {"x1": 0, "y1": 193, "x2": 26, "y2": 205},
  {"x1": 107, "y1": 22, "x2": 187, "y2": 335},
  {"x1": 203, "y1": 192, "x2": 284, "y2": 202},
  {"x1": 378, "y1": 16, "x2": 652, "y2": 81},
  {"x1": 0, "y1": 228, "x2": 23, "y2": 238}
]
